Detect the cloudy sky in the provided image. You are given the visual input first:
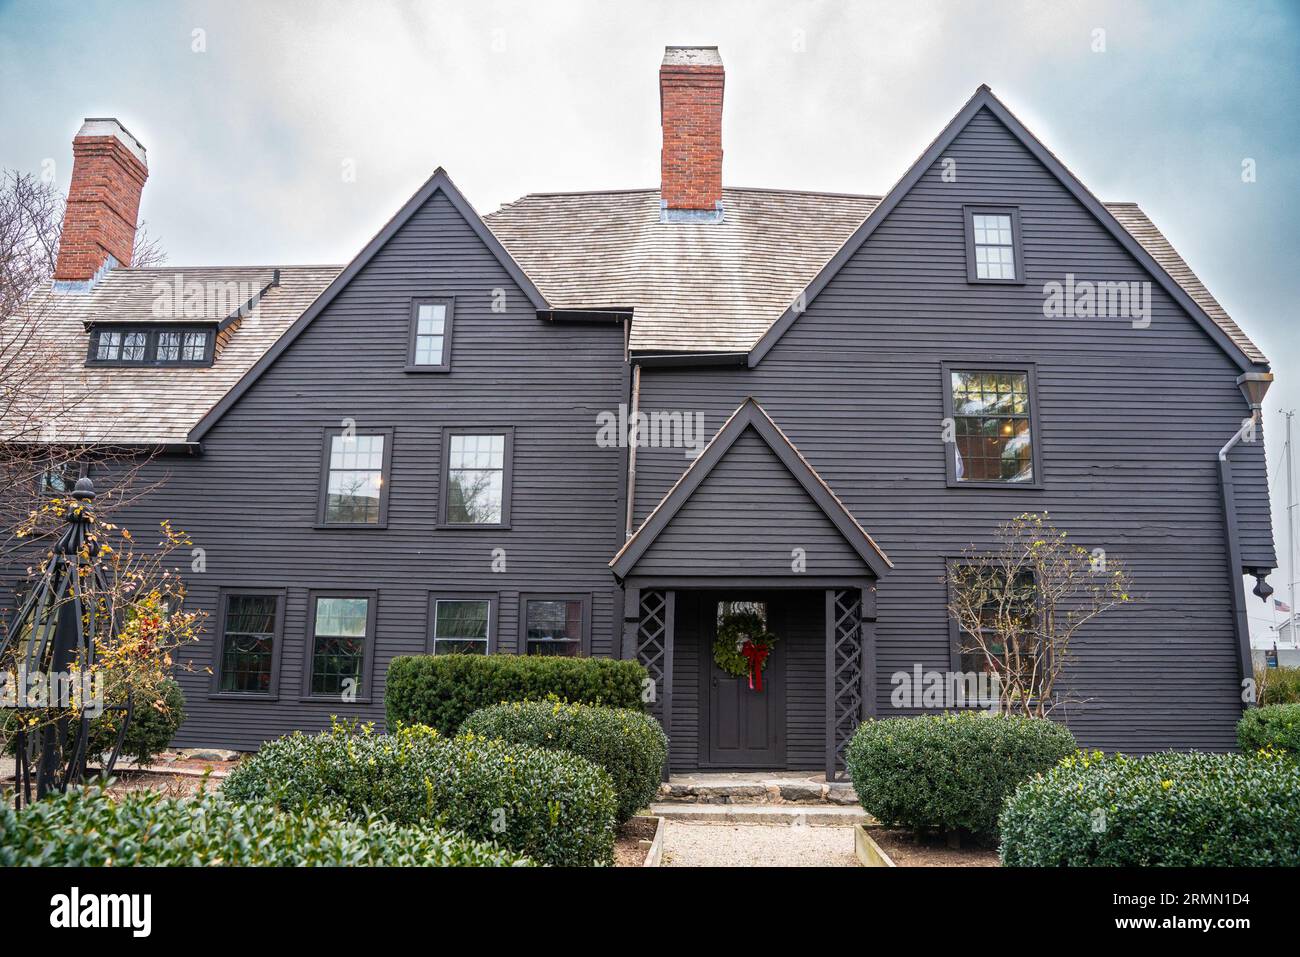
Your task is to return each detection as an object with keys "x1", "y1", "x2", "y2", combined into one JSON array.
[{"x1": 2, "y1": 0, "x2": 1298, "y2": 634}]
